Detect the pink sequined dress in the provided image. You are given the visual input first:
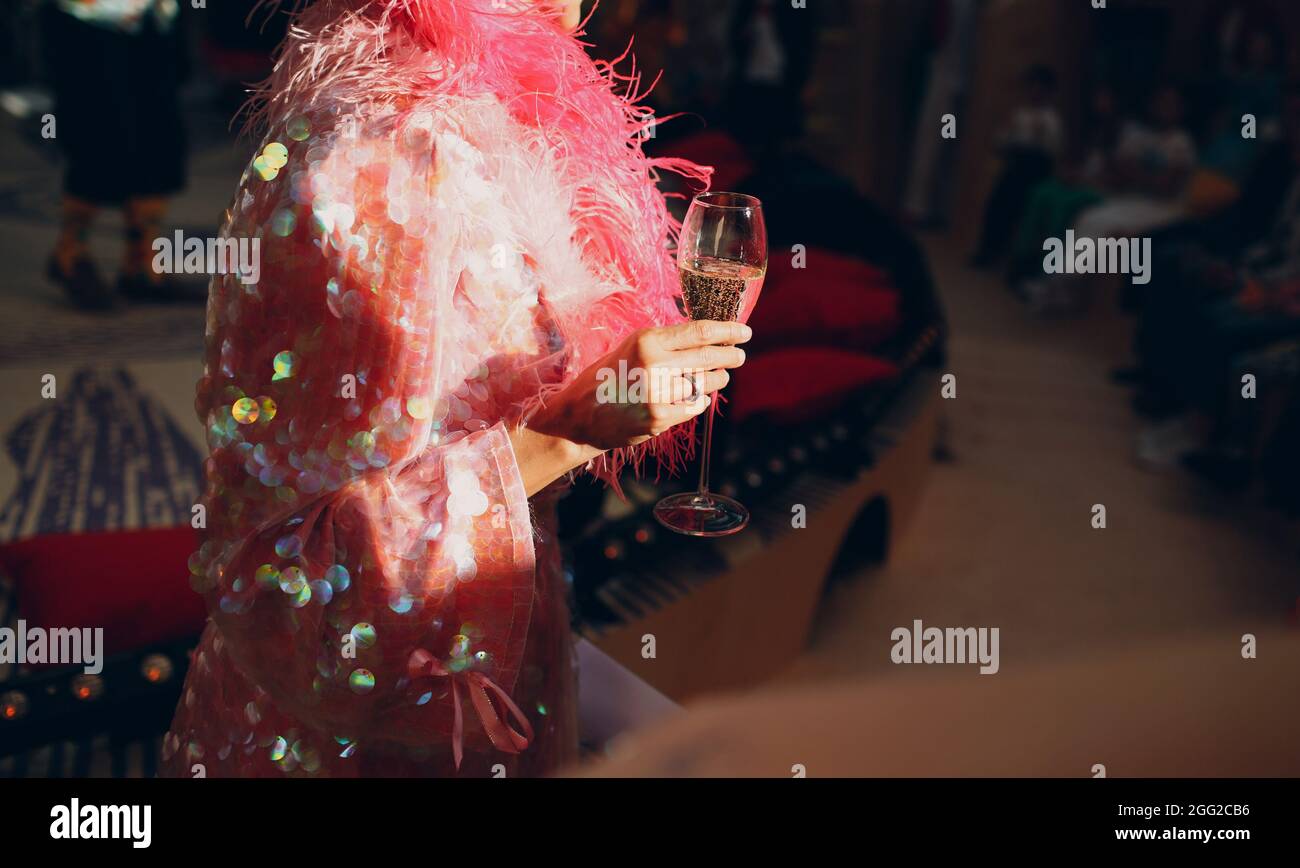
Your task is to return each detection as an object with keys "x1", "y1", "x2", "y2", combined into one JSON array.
[{"x1": 161, "y1": 0, "x2": 706, "y2": 778}]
